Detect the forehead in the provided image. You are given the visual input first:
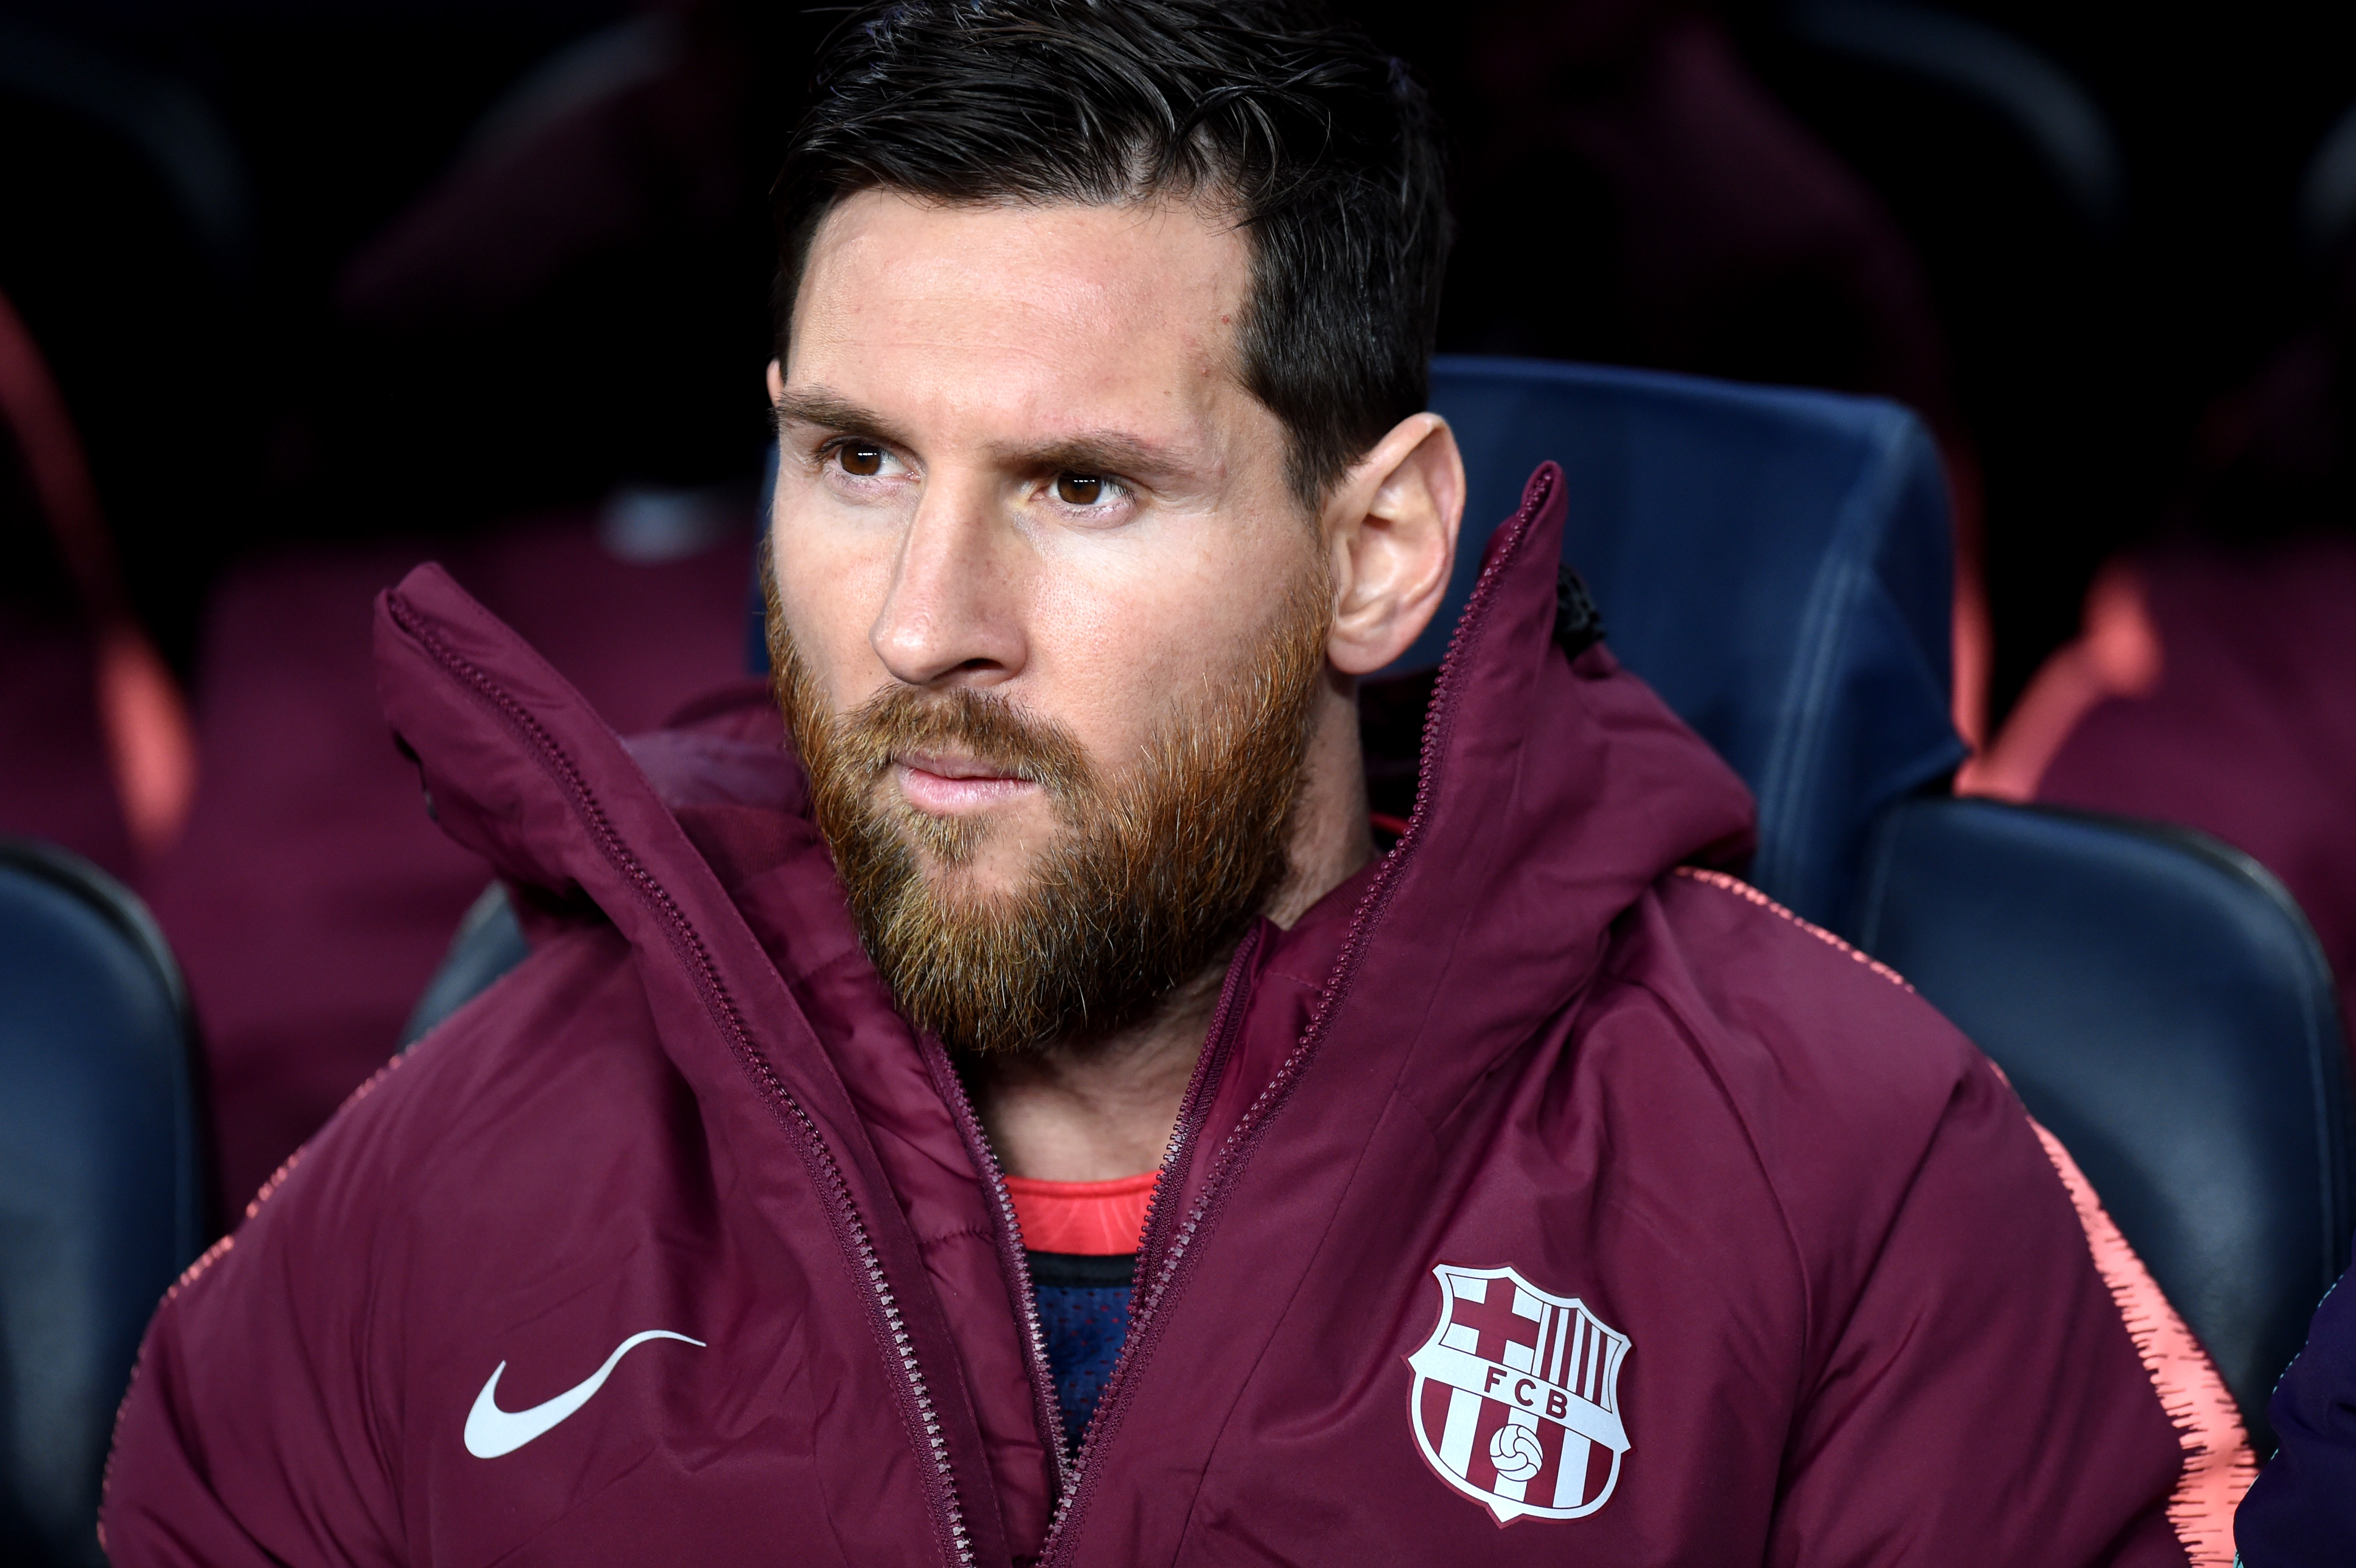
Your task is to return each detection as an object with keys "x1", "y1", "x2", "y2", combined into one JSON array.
[{"x1": 785, "y1": 190, "x2": 1254, "y2": 436}]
